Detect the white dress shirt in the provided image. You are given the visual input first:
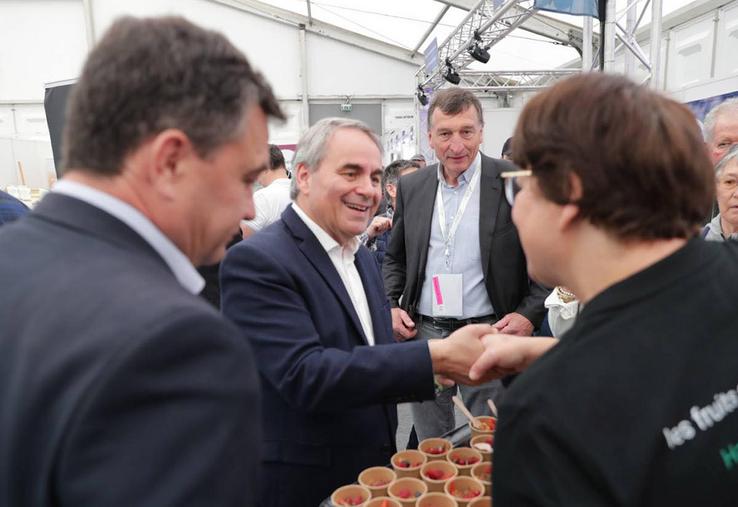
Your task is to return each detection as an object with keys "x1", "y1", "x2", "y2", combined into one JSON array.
[
  {"x1": 241, "y1": 178, "x2": 292, "y2": 231},
  {"x1": 291, "y1": 203, "x2": 376, "y2": 346},
  {"x1": 53, "y1": 180, "x2": 205, "y2": 294}
]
